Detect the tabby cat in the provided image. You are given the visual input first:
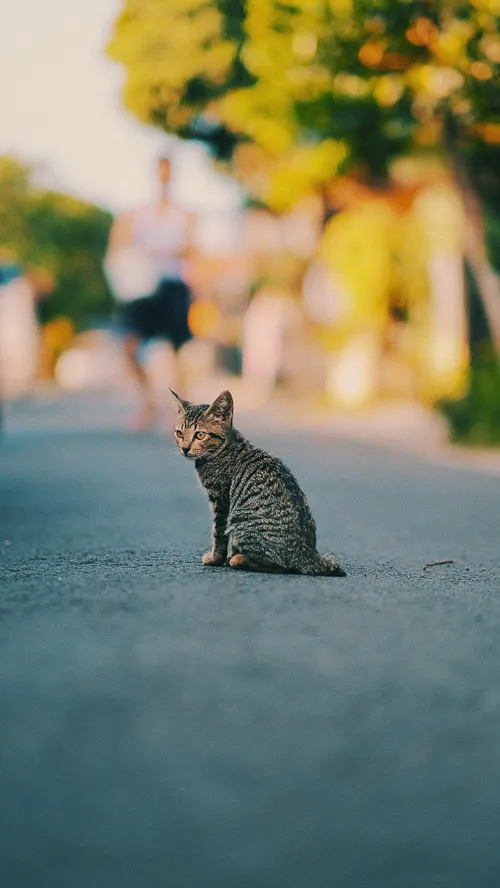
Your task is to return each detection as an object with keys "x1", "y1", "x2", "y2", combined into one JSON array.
[{"x1": 171, "y1": 389, "x2": 346, "y2": 577}]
